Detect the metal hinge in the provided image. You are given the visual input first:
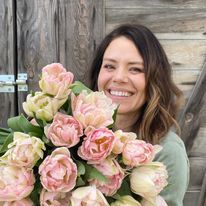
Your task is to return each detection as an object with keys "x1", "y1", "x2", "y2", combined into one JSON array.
[{"x1": 0, "y1": 73, "x2": 28, "y2": 93}]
